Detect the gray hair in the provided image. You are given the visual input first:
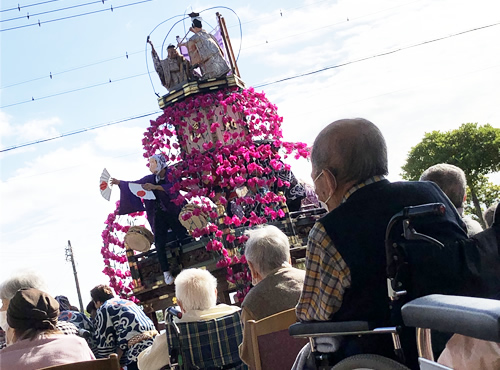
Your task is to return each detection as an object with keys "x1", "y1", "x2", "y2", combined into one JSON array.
[
  {"x1": 175, "y1": 268, "x2": 217, "y2": 311},
  {"x1": 0, "y1": 271, "x2": 47, "y2": 300},
  {"x1": 244, "y1": 225, "x2": 290, "y2": 278},
  {"x1": 420, "y1": 164, "x2": 466, "y2": 209},
  {"x1": 484, "y1": 202, "x2": 498, "y2": 228},
  {"x1": 311, "y1": 118, "x2": 388, "y2": 186}
]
